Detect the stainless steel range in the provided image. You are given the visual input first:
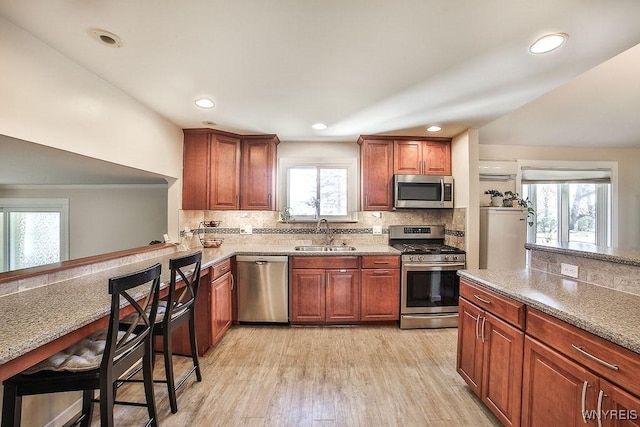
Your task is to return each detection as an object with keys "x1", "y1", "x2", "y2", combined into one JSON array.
[{"x1": 389, "y1": 225, "x2": 466, "y2": 329}]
